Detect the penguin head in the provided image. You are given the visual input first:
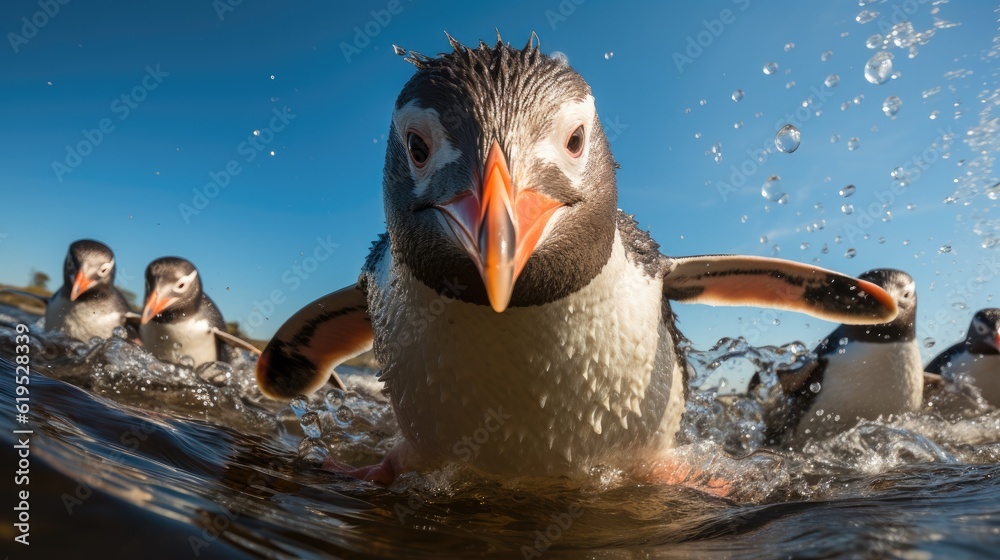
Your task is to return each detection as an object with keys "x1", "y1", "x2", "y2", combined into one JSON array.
[
  {"x1": 967, "y1": 308, "x2": 1000, "y2": 354},
  {"x1": 64, "y1": 239, "x2": 117, "y2": 301},
  {"x1": 141, "y1": 257, "x2": 202, "y2": 324},
  {"x1": 383, "y1": 35, "x2": 618, "y2": 312},
  {"x1": 851, "y1": 269, "x2": 917, "y2": 341}
]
